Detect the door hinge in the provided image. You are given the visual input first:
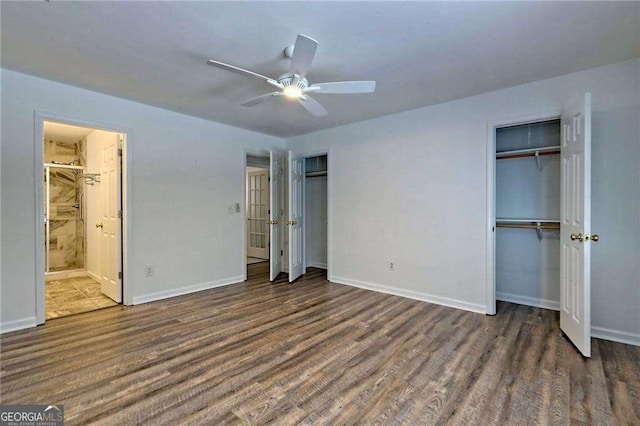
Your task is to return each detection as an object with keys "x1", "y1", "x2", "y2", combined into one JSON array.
[
  {"x1": 281, "y1": 250, "x2": 283, "y2": 256},
  {"x1": 118, "y1": 210, "x2": 123, "y2": 218},
  {"x1": 117, "y1": 148, "x2": 123, "y2": 157},
  {"x1": 268, "y1": 177, "x2": 271, "y2": 182},
  {"x1": 118, "y1": 271, "x2": 123, "y2": 279}
]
